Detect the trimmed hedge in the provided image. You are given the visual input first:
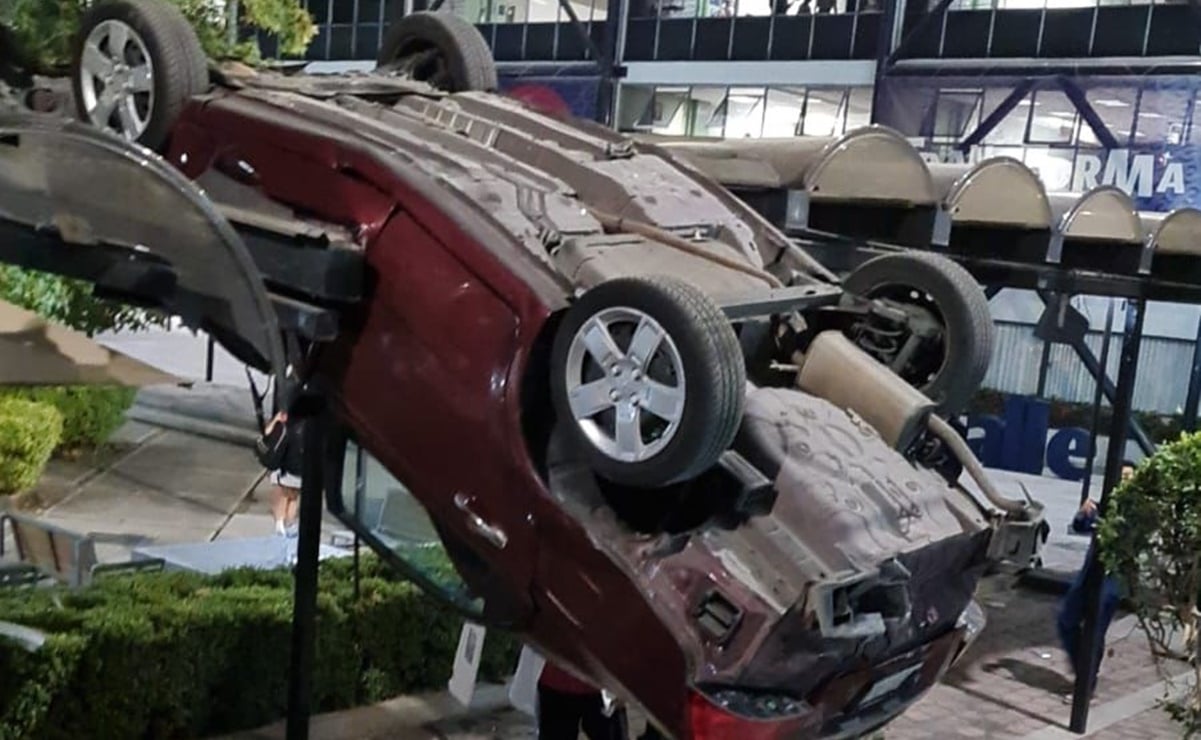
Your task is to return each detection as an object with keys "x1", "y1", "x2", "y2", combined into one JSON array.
[
  {"x1": 1, "y1": 387, "x2": 136, "y2": 452},
  {"x1": 0, "y1": 556, "x2": 519, "y2": 739},
  {"x1": 0, "y1": 398, "x2": 63, "y2": 495}
]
